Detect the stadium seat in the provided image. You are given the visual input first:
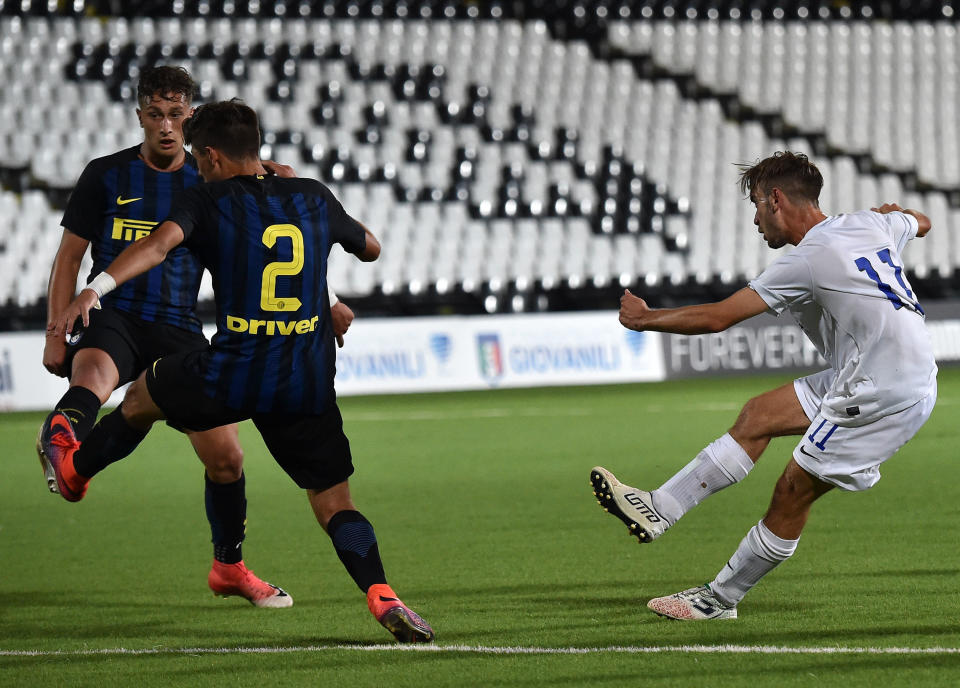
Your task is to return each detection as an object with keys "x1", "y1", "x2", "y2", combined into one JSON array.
[{"x1": 1, "y1": 7, "x2": 959, "y2": 326}]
